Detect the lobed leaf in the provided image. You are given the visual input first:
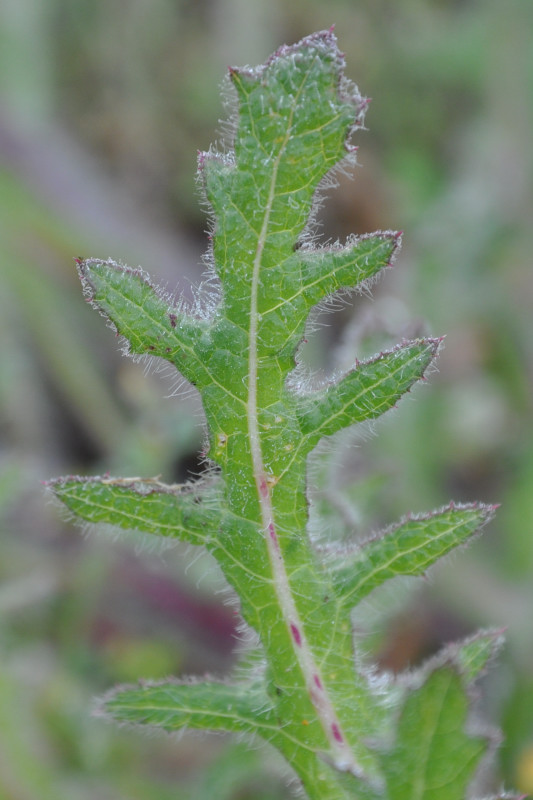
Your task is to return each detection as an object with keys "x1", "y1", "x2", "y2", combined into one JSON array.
[
  {"x1": 48, "y1": 29, "x2": 512, "y2": 800},
  {"x1": 48, "y1": 475, "x2": 221, "y2": 547},
  {"x1": 295, "y1": 338, "x2": 439, "y2": 449},
  {"x1": 379, "y1": 666, "x2": 490, "y2": 800},
  {"x1": 101, "y1": 678, "x2": 274, "y2": 737},
  {"x1": 294, "y1": 232, "x2": 400, "y2": 308},
  {"x1": 202, "y1": 30, "x2": 364, "y2": 294},
  {"x1": 256, "y1": 233, "x2": 400, "y2": 359},
  {"x1": 329, "y1": 503, "x2": 495, "y2": 607},
  {"x1": 77, "y1": 258, "x2": 211, "y2": 387}
]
